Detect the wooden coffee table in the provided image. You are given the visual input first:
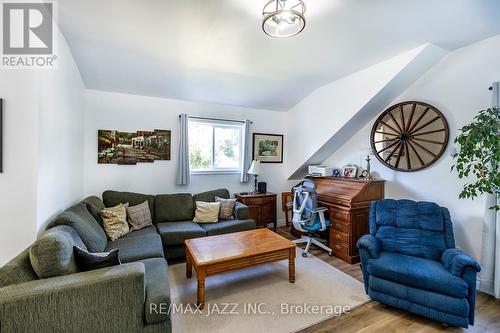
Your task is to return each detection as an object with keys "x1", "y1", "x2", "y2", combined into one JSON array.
[{"x1": 185, "y1": 228, "x2": 296, "y2": 308}]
